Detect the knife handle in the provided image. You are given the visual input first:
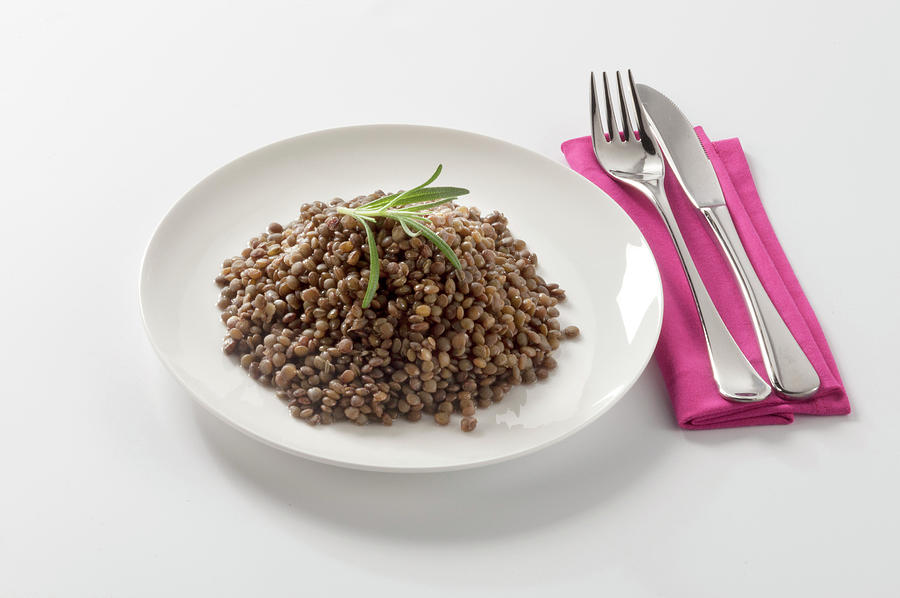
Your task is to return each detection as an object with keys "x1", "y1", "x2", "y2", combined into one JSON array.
[
  {"x1": 703, "y1": 205, "x2": 820, "y2": 398},
  {"x1": 644, "y1": 180, "x2": 771, "y2": 402}
]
